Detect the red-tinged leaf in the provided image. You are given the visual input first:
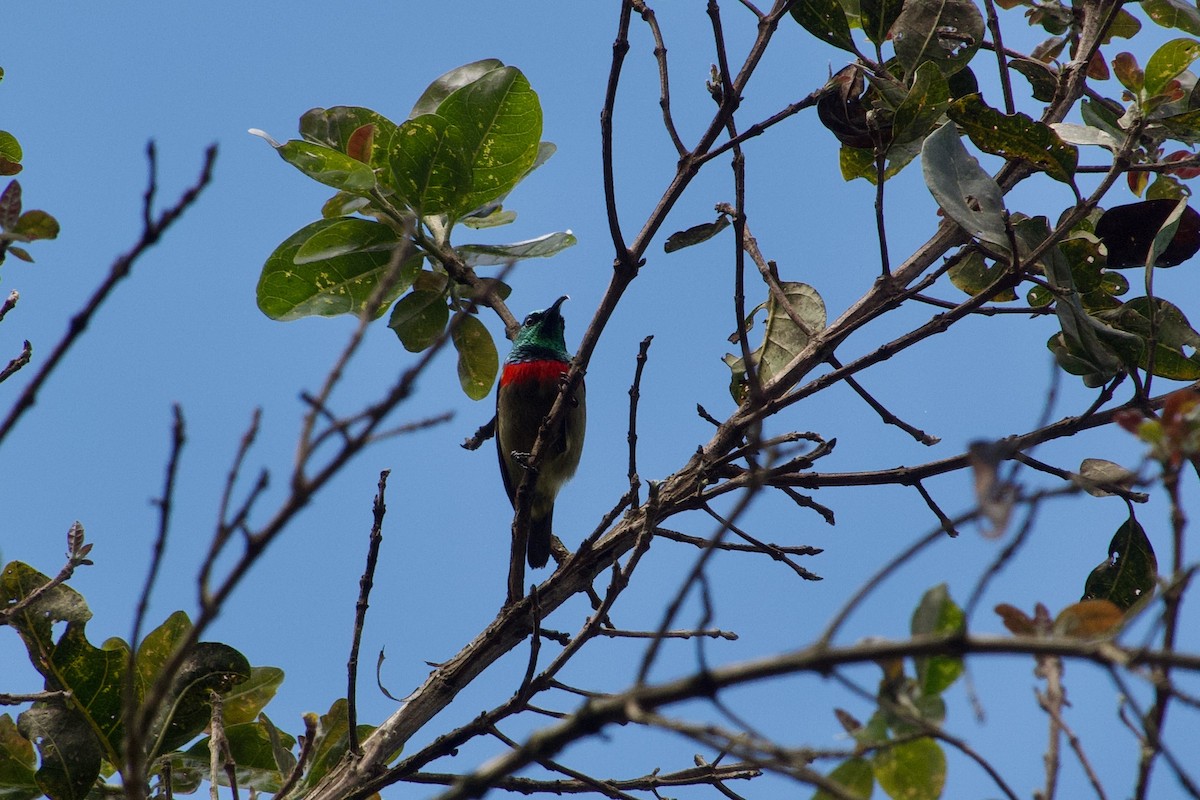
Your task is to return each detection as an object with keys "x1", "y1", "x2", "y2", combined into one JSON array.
[
  {"x1": 0, "y1": 180, "x2": 20, "y2": 229},
  {"x1": 1114, "y1": 408, "x2": 1146, "y2": 433},
  {"x1": 1164, "y1": 150, "x2": 1200, "y2": 179},
  {"x1": 1127, "y1": 169, "x2": 1149, "y2": 197},
  {"x1": 994, "y1": 603, "x2": 1036, "y2": 634},
  {"x1": 0, "y1": 158, "x2": 21, "y2": 176},
  {"x1": 1054, "y1": 599, "x2": 1124, "y2": 637},
  {"x1": 1113, "y1": 52, "x2": 1145, "y2": 93},
  {"x1": 1088, "y1": 50, "x2": 1111, "y2": 80},
  {"x1": 346, "y1": 124, "x2": 376, "y2": 163},
  {"x1": 7, "y1": 245, "x2": 32, "y2": 262}
]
